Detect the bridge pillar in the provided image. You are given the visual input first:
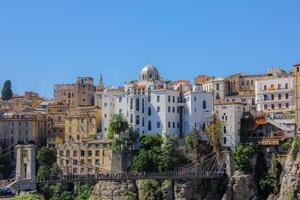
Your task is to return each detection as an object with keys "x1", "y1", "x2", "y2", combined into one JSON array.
[
  {"x1": 224, "y1": 150, "x2": 234, "y2": 178},
  {"x1": 15, "y1": 144, "x2": 37, "y2": 191}
]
